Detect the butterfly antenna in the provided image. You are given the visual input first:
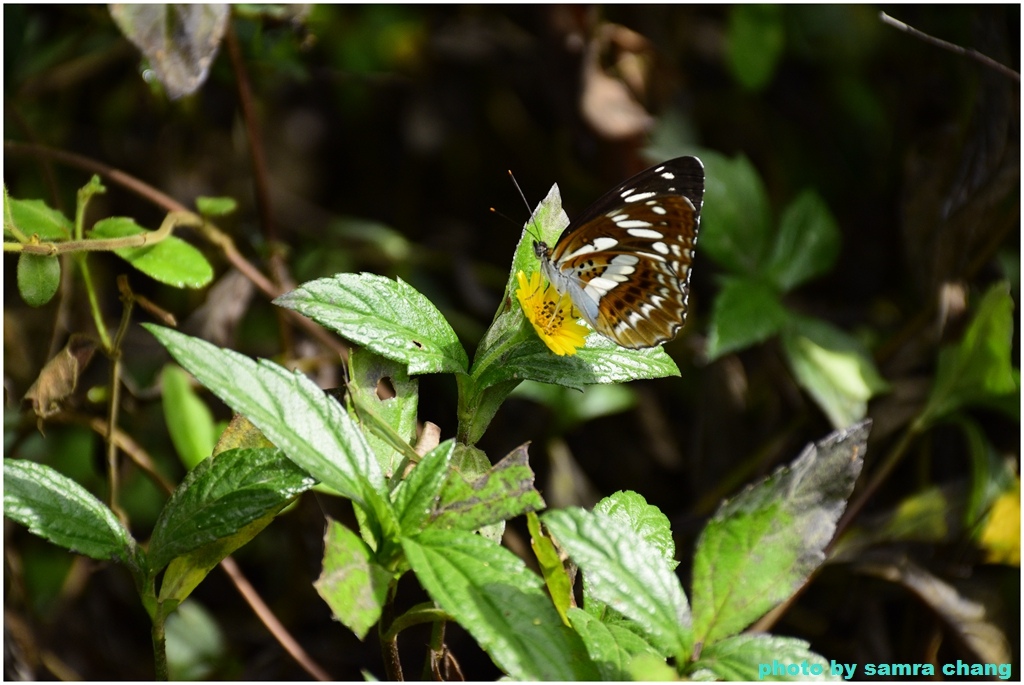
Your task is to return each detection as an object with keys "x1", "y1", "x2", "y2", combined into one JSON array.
[
  {"x1": 508, "y1": 169, "x2": 542, "y2": 241},
  {"x1": 489, "y1": 206, "x2": 519, "y2": 227}
]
